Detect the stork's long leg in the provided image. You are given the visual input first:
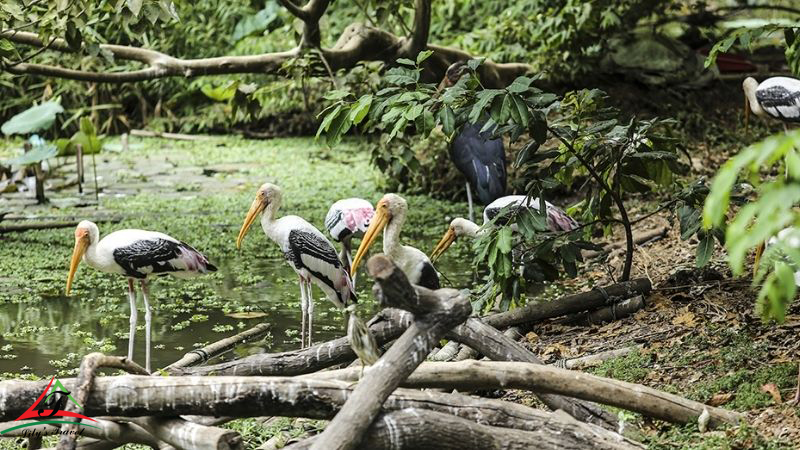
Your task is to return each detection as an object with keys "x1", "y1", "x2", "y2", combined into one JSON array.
[
  {"x1": 126, "y1": 278, "x2": 137, "y2": 363},
  {"x1": 299, "y1": 277, "x2": 308, "y2": 348},
  {"x1": 465, "y1": 182, "x2": 475, "y2": 223},
  {"x1": 306, "y1": 279, "x2": 314, "y2": 347},
  {"x1": 140, "y1": 279, "x2": 152, "y2": 373}
]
